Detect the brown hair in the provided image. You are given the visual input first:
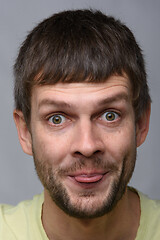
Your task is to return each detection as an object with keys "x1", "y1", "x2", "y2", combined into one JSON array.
[{"x1": 14, "y1": 9, "x2": 151, "y2": 124}]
